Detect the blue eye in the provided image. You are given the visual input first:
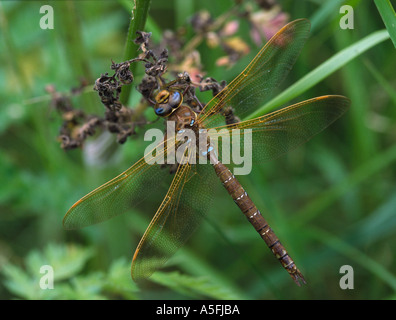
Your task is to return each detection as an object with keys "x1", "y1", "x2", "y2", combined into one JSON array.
[
  {"x1": 169, "y1": 91, "x2": 182, "y2": 108},
  {"x1": 155, "y1": 107, "x2": 164, "y2": 115}
]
